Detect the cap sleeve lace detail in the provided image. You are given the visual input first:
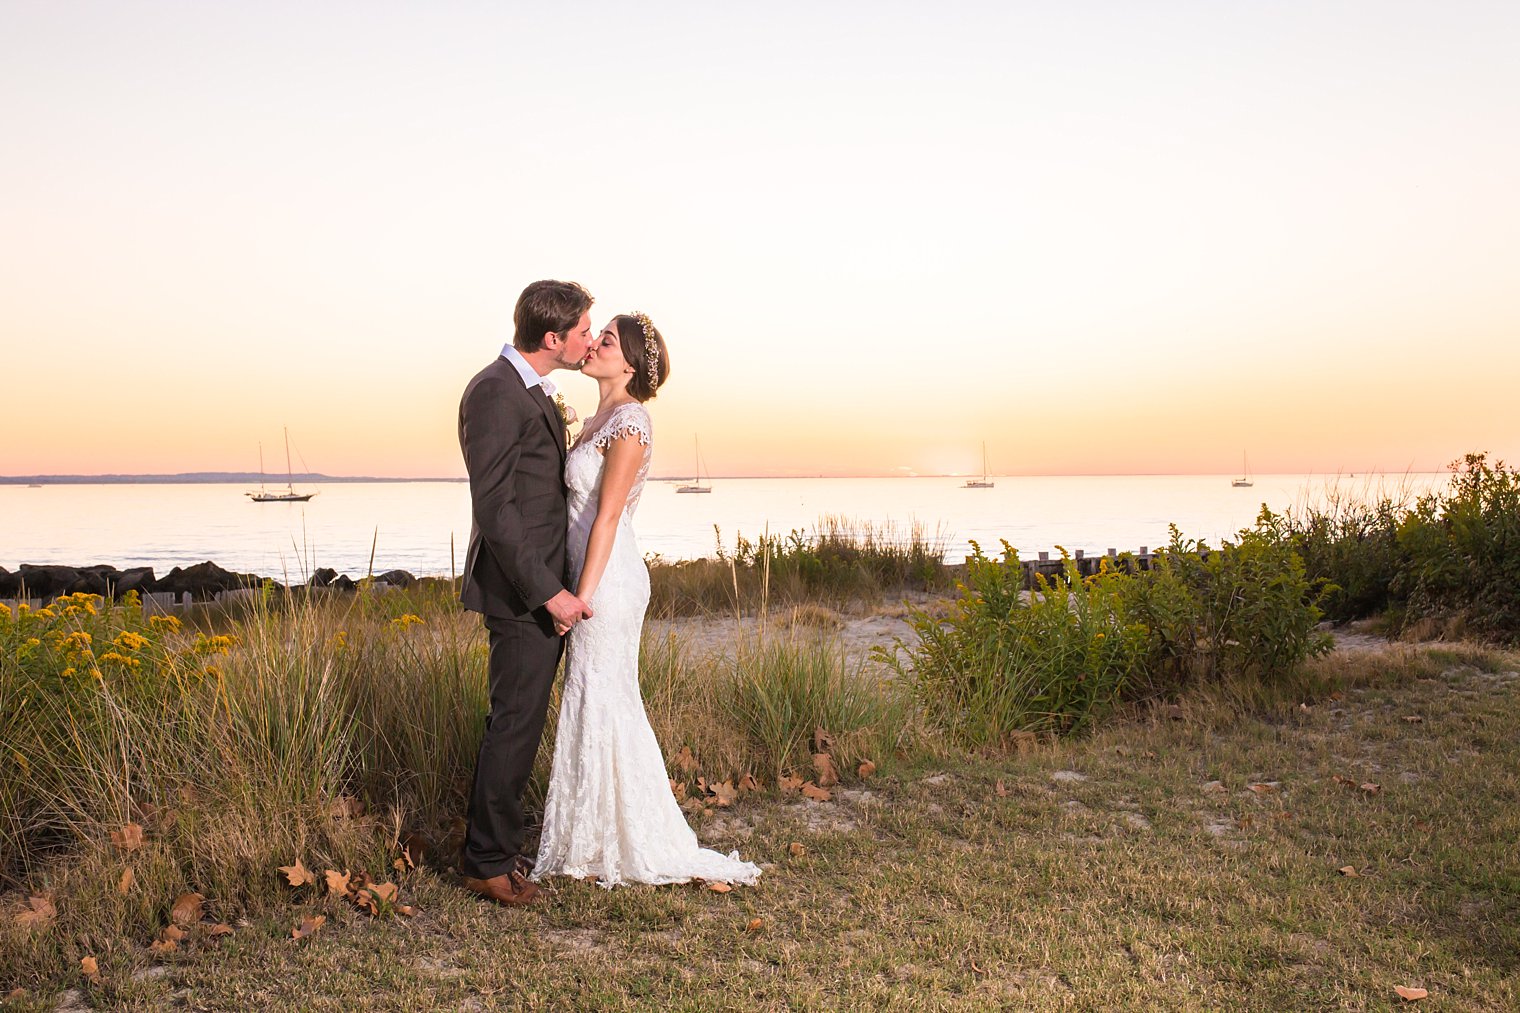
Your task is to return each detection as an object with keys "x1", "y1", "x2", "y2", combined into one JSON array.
[{"x1": 590, "y1": 403, "x2": 652, "y2": 451}]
